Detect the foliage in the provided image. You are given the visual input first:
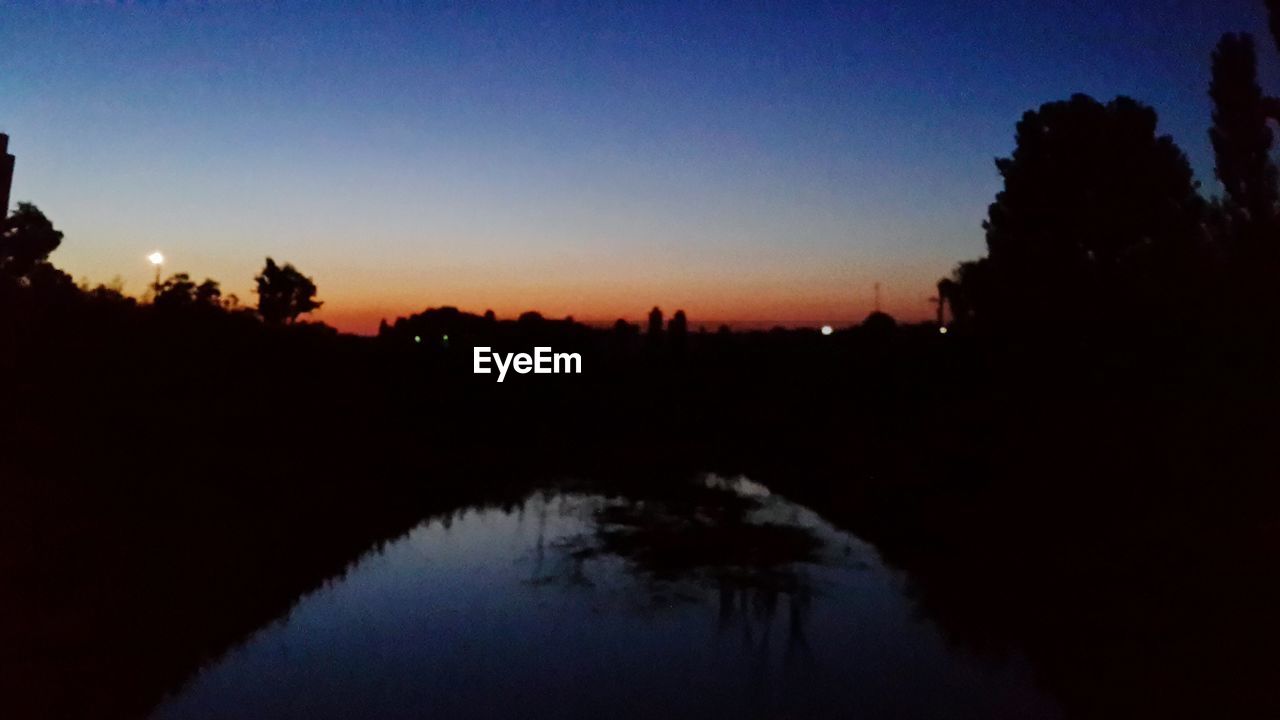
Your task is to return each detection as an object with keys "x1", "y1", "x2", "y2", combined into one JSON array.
[
  {"x1": 254, "y1": 258, "x2": 322, "y2": 325},
  {"x1": 1209, "y1": 33, "x2": 1278, "y2": 238},
  {"x1": 155, "y1": 273, "x2": 225, "y2": 310},
  {"x1": 945, "y1": 95, "x2": 1205, "y2": 334},
  {"x1": 0, "y1": 203, "x2": 63, "y2": 281}
]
